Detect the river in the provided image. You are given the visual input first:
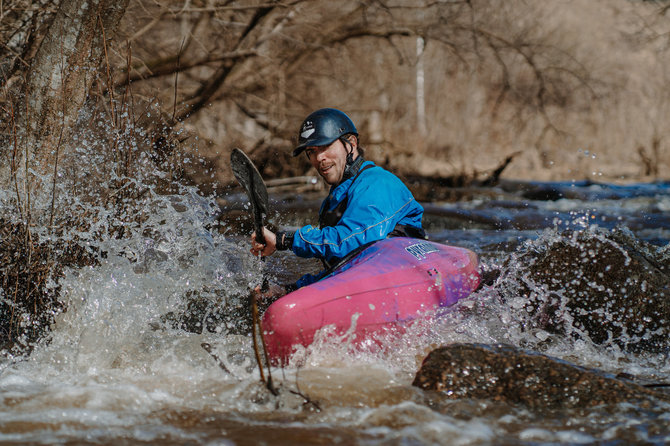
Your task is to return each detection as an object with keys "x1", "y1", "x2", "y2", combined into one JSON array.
[{"x1": 1, "y1": 177, "x2": 669, "y2": 445}]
